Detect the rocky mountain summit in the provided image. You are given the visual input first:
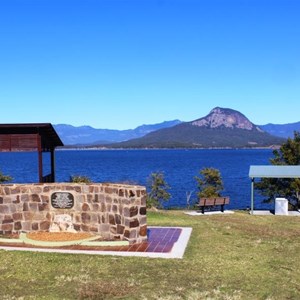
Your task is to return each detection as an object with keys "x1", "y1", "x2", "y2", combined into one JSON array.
[{"x1": 191, "y1": 107, "x2": 261, "y2": 131}]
